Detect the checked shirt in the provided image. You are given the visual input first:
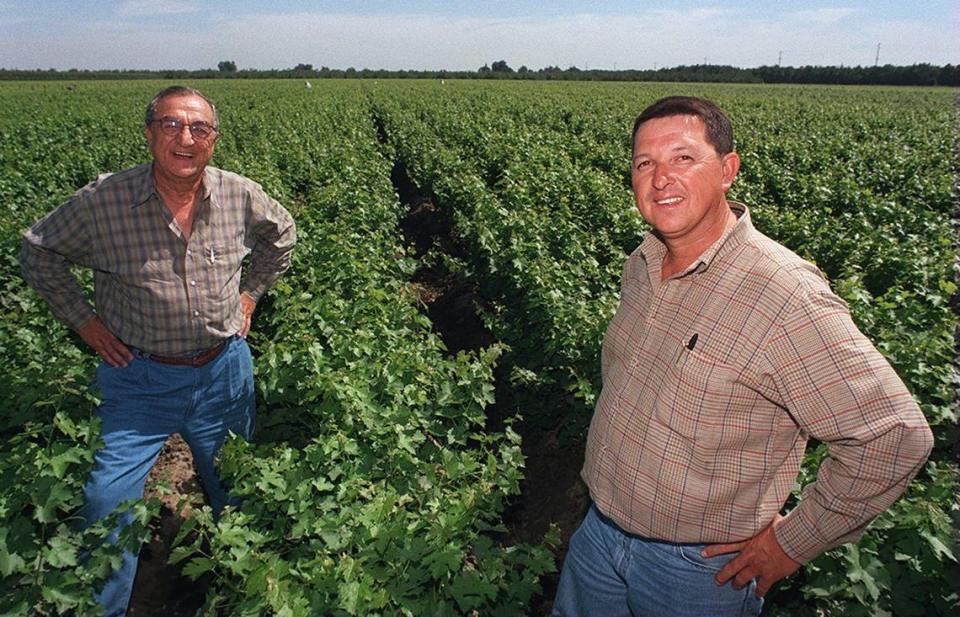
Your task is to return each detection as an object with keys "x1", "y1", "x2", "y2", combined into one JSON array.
[
  {"x1": 582, "y1": 202, "x2": 932, "y2": 564},
  {"x1": 21, "y1": 163, "x2": 295, "y2": 357}
]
